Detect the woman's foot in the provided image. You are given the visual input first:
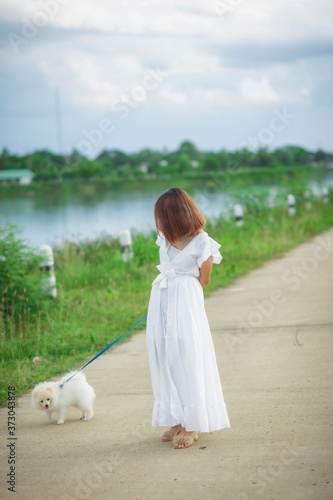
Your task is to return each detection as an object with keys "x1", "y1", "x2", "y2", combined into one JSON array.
[
  {"x1": 161, "y1": 424, "x2": 182, "y2": 442},
  {"x1": 173, "y1": 428, "x2": 199, "y2": 449}
]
